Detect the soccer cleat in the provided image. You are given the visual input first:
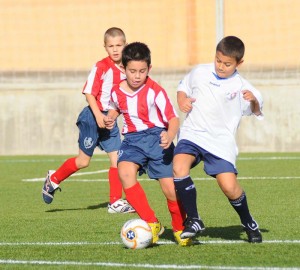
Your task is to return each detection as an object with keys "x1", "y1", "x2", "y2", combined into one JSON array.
[
  {"x1": 42, "y1": 170, "x2": 61, "y2": 204},
  {"x1": 173, "y1": 230, "x2": 193, "y2": 247},
  {"x1": 147, "y1": 221, "x2": 165, "y2": 244},
  {"x1": 107, "y1": 199, "x2": 136, "y2": 214},
  {"x1": 242, "y1": 221, "x2": 262, "y2": 243},
  {"x1": 180, "y1": 217, "x2": 205, "y2": 239}
]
